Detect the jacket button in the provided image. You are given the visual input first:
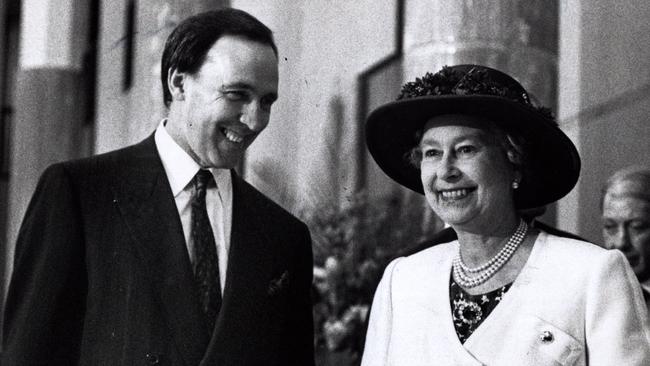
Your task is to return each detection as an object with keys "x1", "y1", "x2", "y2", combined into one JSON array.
[
  {"x1": 539, "y1": 330, "x2": 554, "y2": 343},
  {"x1": 146, "y1": 353, "x2": 160, "y2": 365}
]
